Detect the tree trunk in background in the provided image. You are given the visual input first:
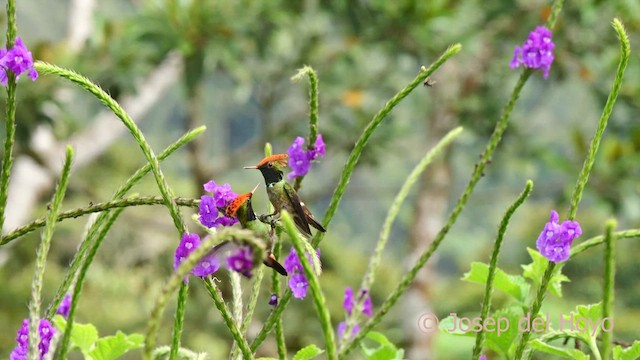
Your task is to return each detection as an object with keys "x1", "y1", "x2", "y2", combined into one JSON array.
[{"x1": 404, "y1": 73, "x2": 456, "y2": 359}]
